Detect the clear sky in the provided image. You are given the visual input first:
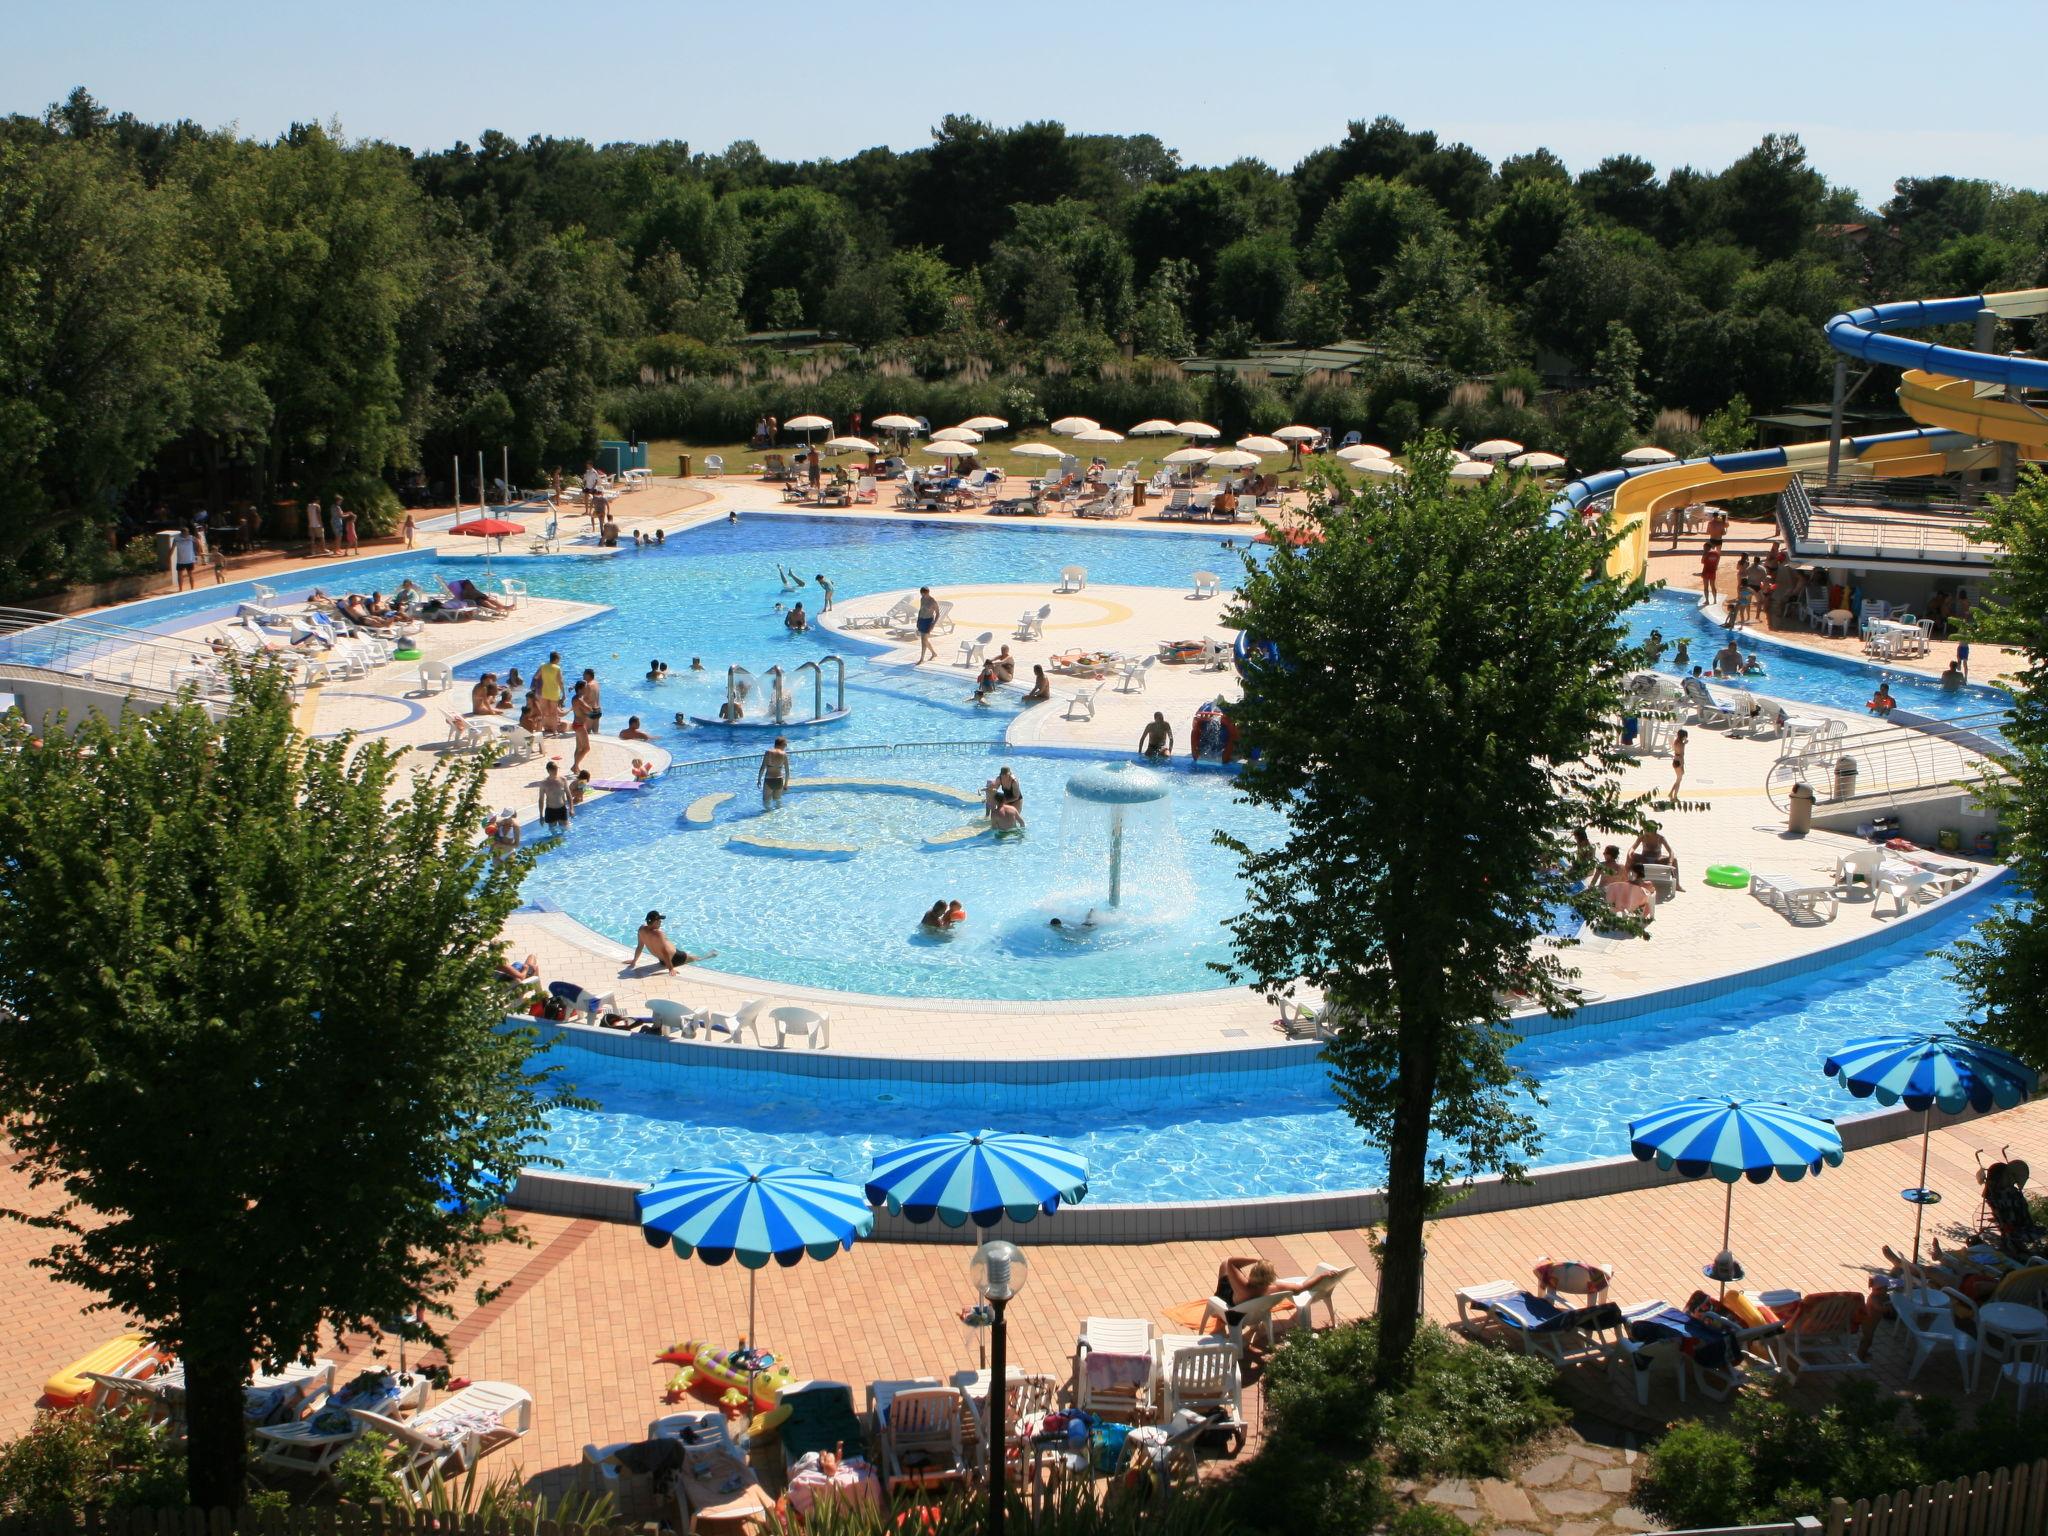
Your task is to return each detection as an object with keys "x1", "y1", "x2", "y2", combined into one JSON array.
[{"x1": 6, "y1": 0, "x2": 2043, "y2": 208}]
